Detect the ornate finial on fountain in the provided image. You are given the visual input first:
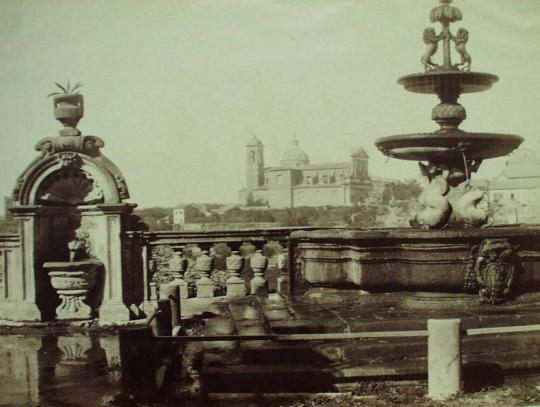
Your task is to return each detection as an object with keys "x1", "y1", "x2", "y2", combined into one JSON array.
[
  {"x1": 48, "y1": 81, "x2": 84, "y2": 136},
  {"x1": 36, "y1": 82, "x2": 105, "y2": 157},
  {"x1": 423, "y1": 0, "x2": 470, "y2": 71}
]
